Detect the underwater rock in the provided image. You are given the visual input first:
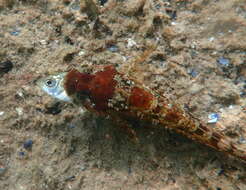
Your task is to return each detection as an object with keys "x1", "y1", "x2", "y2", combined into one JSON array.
[
  {"x1": 23, "y1": 139, "x2": 33, "y2": 150},
  {"x1": 0, "y1": 60, "x2": 13, "y2": 76}
]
